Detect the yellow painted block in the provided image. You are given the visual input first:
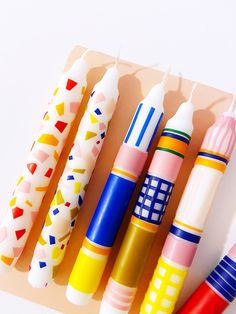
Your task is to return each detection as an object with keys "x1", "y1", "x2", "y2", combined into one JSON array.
[
  {"x1": 25, "y1": 200, "x2": 33, "y2": 207},
  {"x1": 74, "y1": 182, "x2": 81, "y2": 193},
  {"x1": 53, "y1": 87, "x2": 59, "y2": 96},
  {"x1": 55, "y1": 190, "x2": 64, "y2": 205},
  {"x1": 0, "y1": 255, "x2": 14, "y2": 266},
  {"x1": 90, "y1": 113, "x2": 98, "y2": 124},
  {"x1": 69, "y1": 249, "x2": 107, "y2": 294},
  {"x1": 52, "y1": 247, "x2": 61, "y2": 259},
  {"x1": 38, "y1": 235, "x2": 47, "y2": 245},
  {"x1": 37, "y1": 134, "x2": 59, "y2": 146},
  {"x1": 54, "y1": 150, "x2": 59, "y2": 161},
  {"x1": 85, "y1": 131, "x2": 97, "y2": 140},
  {"x1": 56, "y1": 102, "x2": 64, "y2": 116},
  {"x1": 9, "y1": 197, "x2": 16, "y2": 206},
  {"x1": 45, "y1": 214, "x2": 52, "y2": 226},
  {"x1": 17, "y1": 176, "x2": 23, "y2": 186}
]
